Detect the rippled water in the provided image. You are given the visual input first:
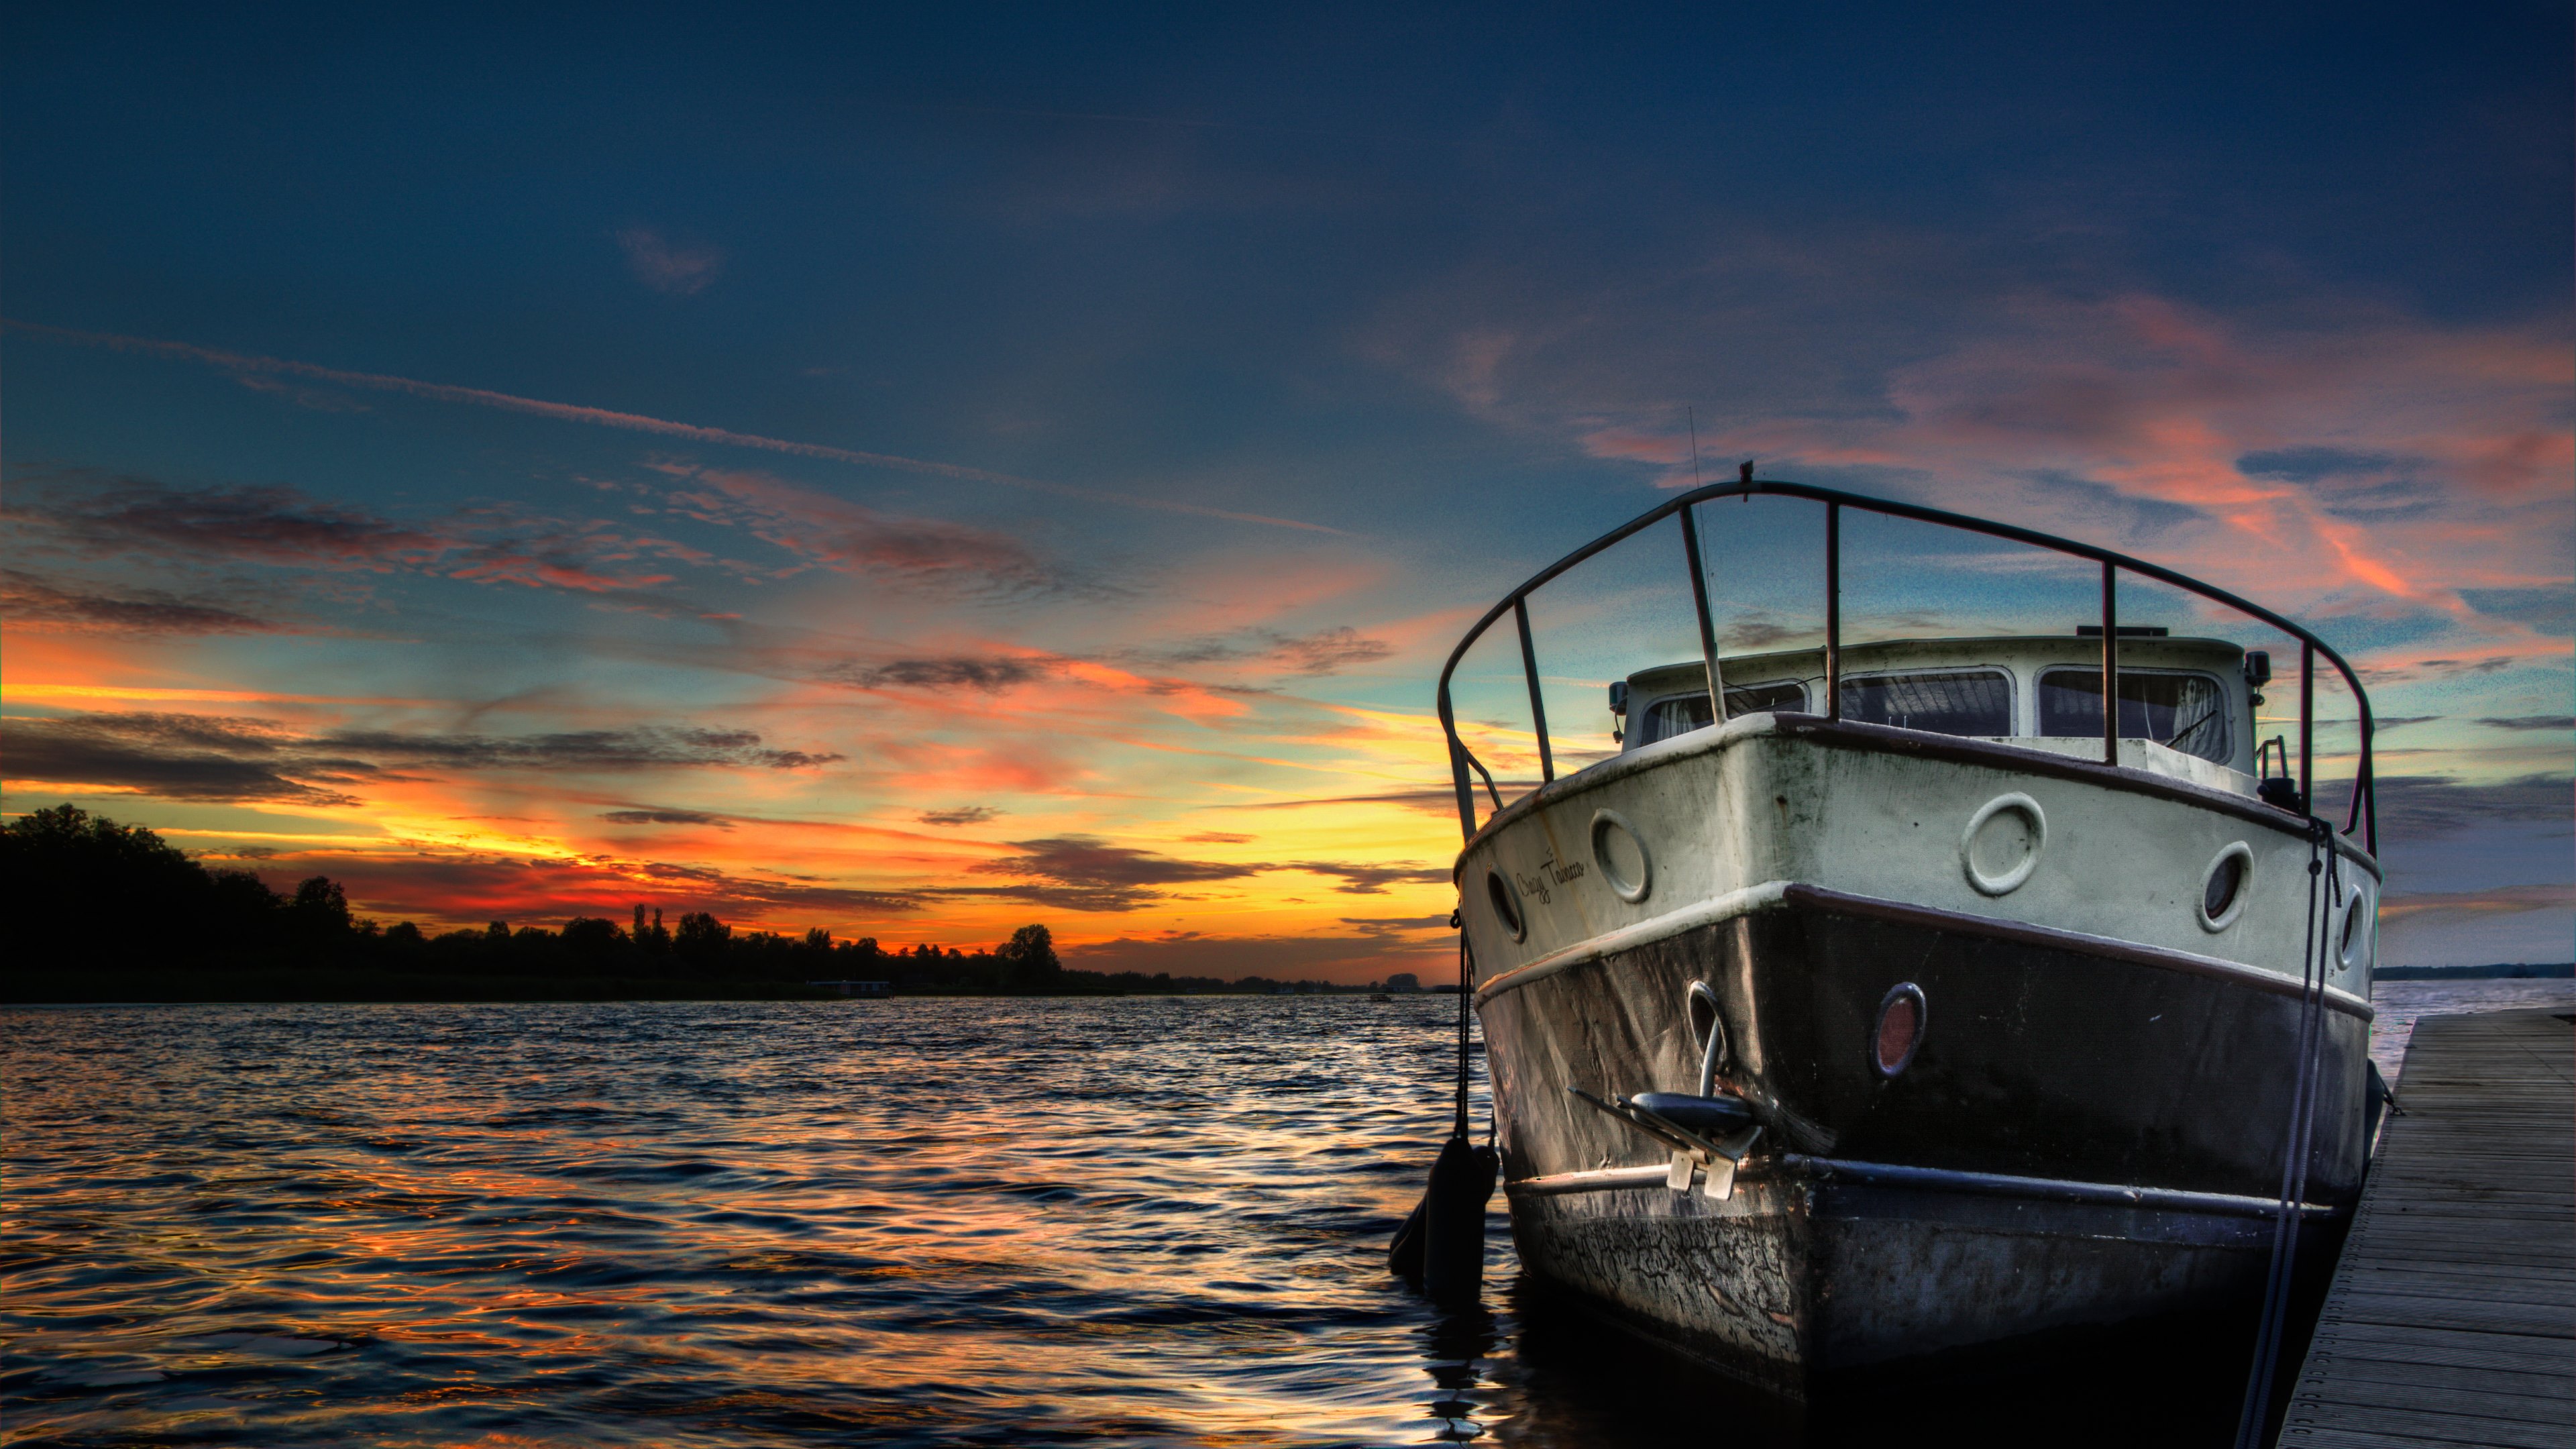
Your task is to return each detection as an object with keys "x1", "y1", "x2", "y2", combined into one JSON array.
[
  {"x1": 2367, "y1": 978, "x2": 2575, "y2": 1084},
  {"x1": 5, "y1": 985, "x2": 2565, "y2": 1447}
]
